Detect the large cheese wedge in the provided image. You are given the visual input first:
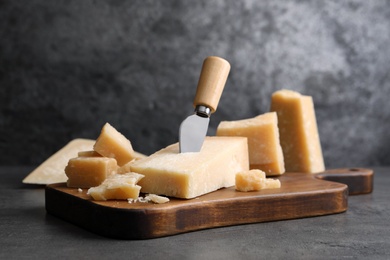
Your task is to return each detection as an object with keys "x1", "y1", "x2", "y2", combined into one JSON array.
[
  {"x1": 22, "y1": 139, "x2": 95, "y2": 185},
  {"x1": 65, "y1": 157, "x2": 118, "y2": 188},
  {"x1": 130, "y1": 136, "x2": 249, "y2": 199},
  {"x1": 93, "y1": 123, "x2": 136, "y2": 166},
  {"x1": 22, "y1": 138, "x2": 146, "y2": 185},
  {"x1": 87, "y1": 172, "x2": 144, "y2": 200},
  {"x1": 216, "y1": 112, "x2": 285, "y2": 176},
  {"x1": 270, "y1": 89, "x2": 325, "y2": 173}
]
